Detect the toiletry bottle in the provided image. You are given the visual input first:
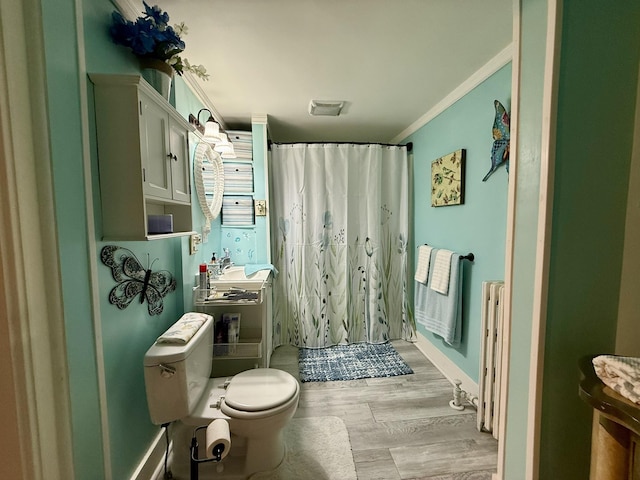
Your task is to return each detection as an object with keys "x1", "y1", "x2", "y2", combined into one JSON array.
[
  {"x1": 199, "y1": 264, "x2": 207, "y2": 300},
  {"x1": 207, "y1": 253, "x2": 217, "y2": 283}
]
